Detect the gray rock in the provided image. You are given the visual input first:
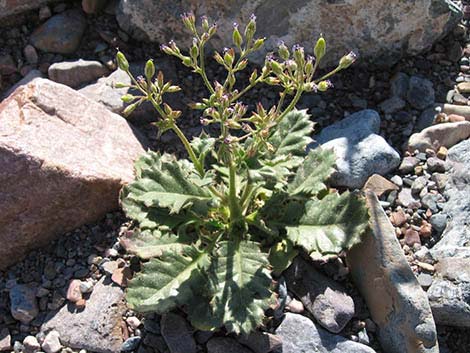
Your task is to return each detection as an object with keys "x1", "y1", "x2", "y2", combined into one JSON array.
[
  {"x1": 41, "y1": 330, "x2": 62, "y2": 353},
  {"x1": 427, "y1": 279, "x2": 470, "y2": 327},
  {"x1": 399, "y1": 156, "x2": 420, "y2": 174},
  {"x1": 426, "y1": 157, "x2": 446, "y2": 173},
  {"x1": 397, "y1": 188, "x2": 421, "y2": 209},
  {"x1": 406, "y1": 76, "x2": 435, "y2": 110},
  {"x1": 207, "y1": 337, "x2": 253, "y2": 353},
  {"x1": 121, "y1": 337, "x2": 141, "y2": 352},
  {"x1": 431, "y1": 140, "x2": 470, "y2": 259},
  {"x1": 48, "y1": 60, "x2": 109, "y2": 88},
  {"x1": 417, "y1": 273, "x2": 433, "y2": 288},
  {"x1": 161, "y1": 313, "x2": 196, "y2": 353},
  {"x1": 313, "y1": 110, "x2": 400, "y2": 189},
  {"x1": 421, "y1": 194, "x2": 439, "y2": 213},
  {"x1": 41, "y1": 278, "x2": 125, "y2": 353},
  {"x1": 9, "y1": 284, "x2": 39, "y2": 324},
  {"x1": 30, "y1": 10, "x2": 87, "y2": 54},
  {"x1": 412, "y1": 176, "x2": 428, "y2": 195},
  {"x1": 379, "y1": 96, "x2": 406, "y2": 114},
  {"x1": 285, "y1": 257, "x2": 354, "y2": 333},
  {"x1": 238, "y1": 332, "x2": 282, "y2": 353},
  {"x1": 116, "y1": 0, "x2": 461, "y2": 67},
  {"x1": 430, "y1": 213, "x2": 447, "y2": 235},
  {"x1": 274, "y1": 313, "x2": 375, "y2": 353},
  {"x1": 347, "y1": 193, "x2": 439, "y2": 353}
]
